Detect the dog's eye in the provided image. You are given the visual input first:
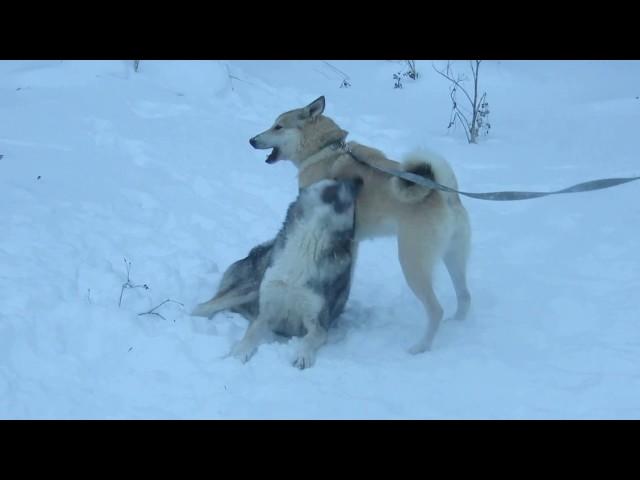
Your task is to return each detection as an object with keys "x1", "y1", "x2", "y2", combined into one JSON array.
[{"x1": 274, "y1": 125, "x2": 283, "y2": 130}]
